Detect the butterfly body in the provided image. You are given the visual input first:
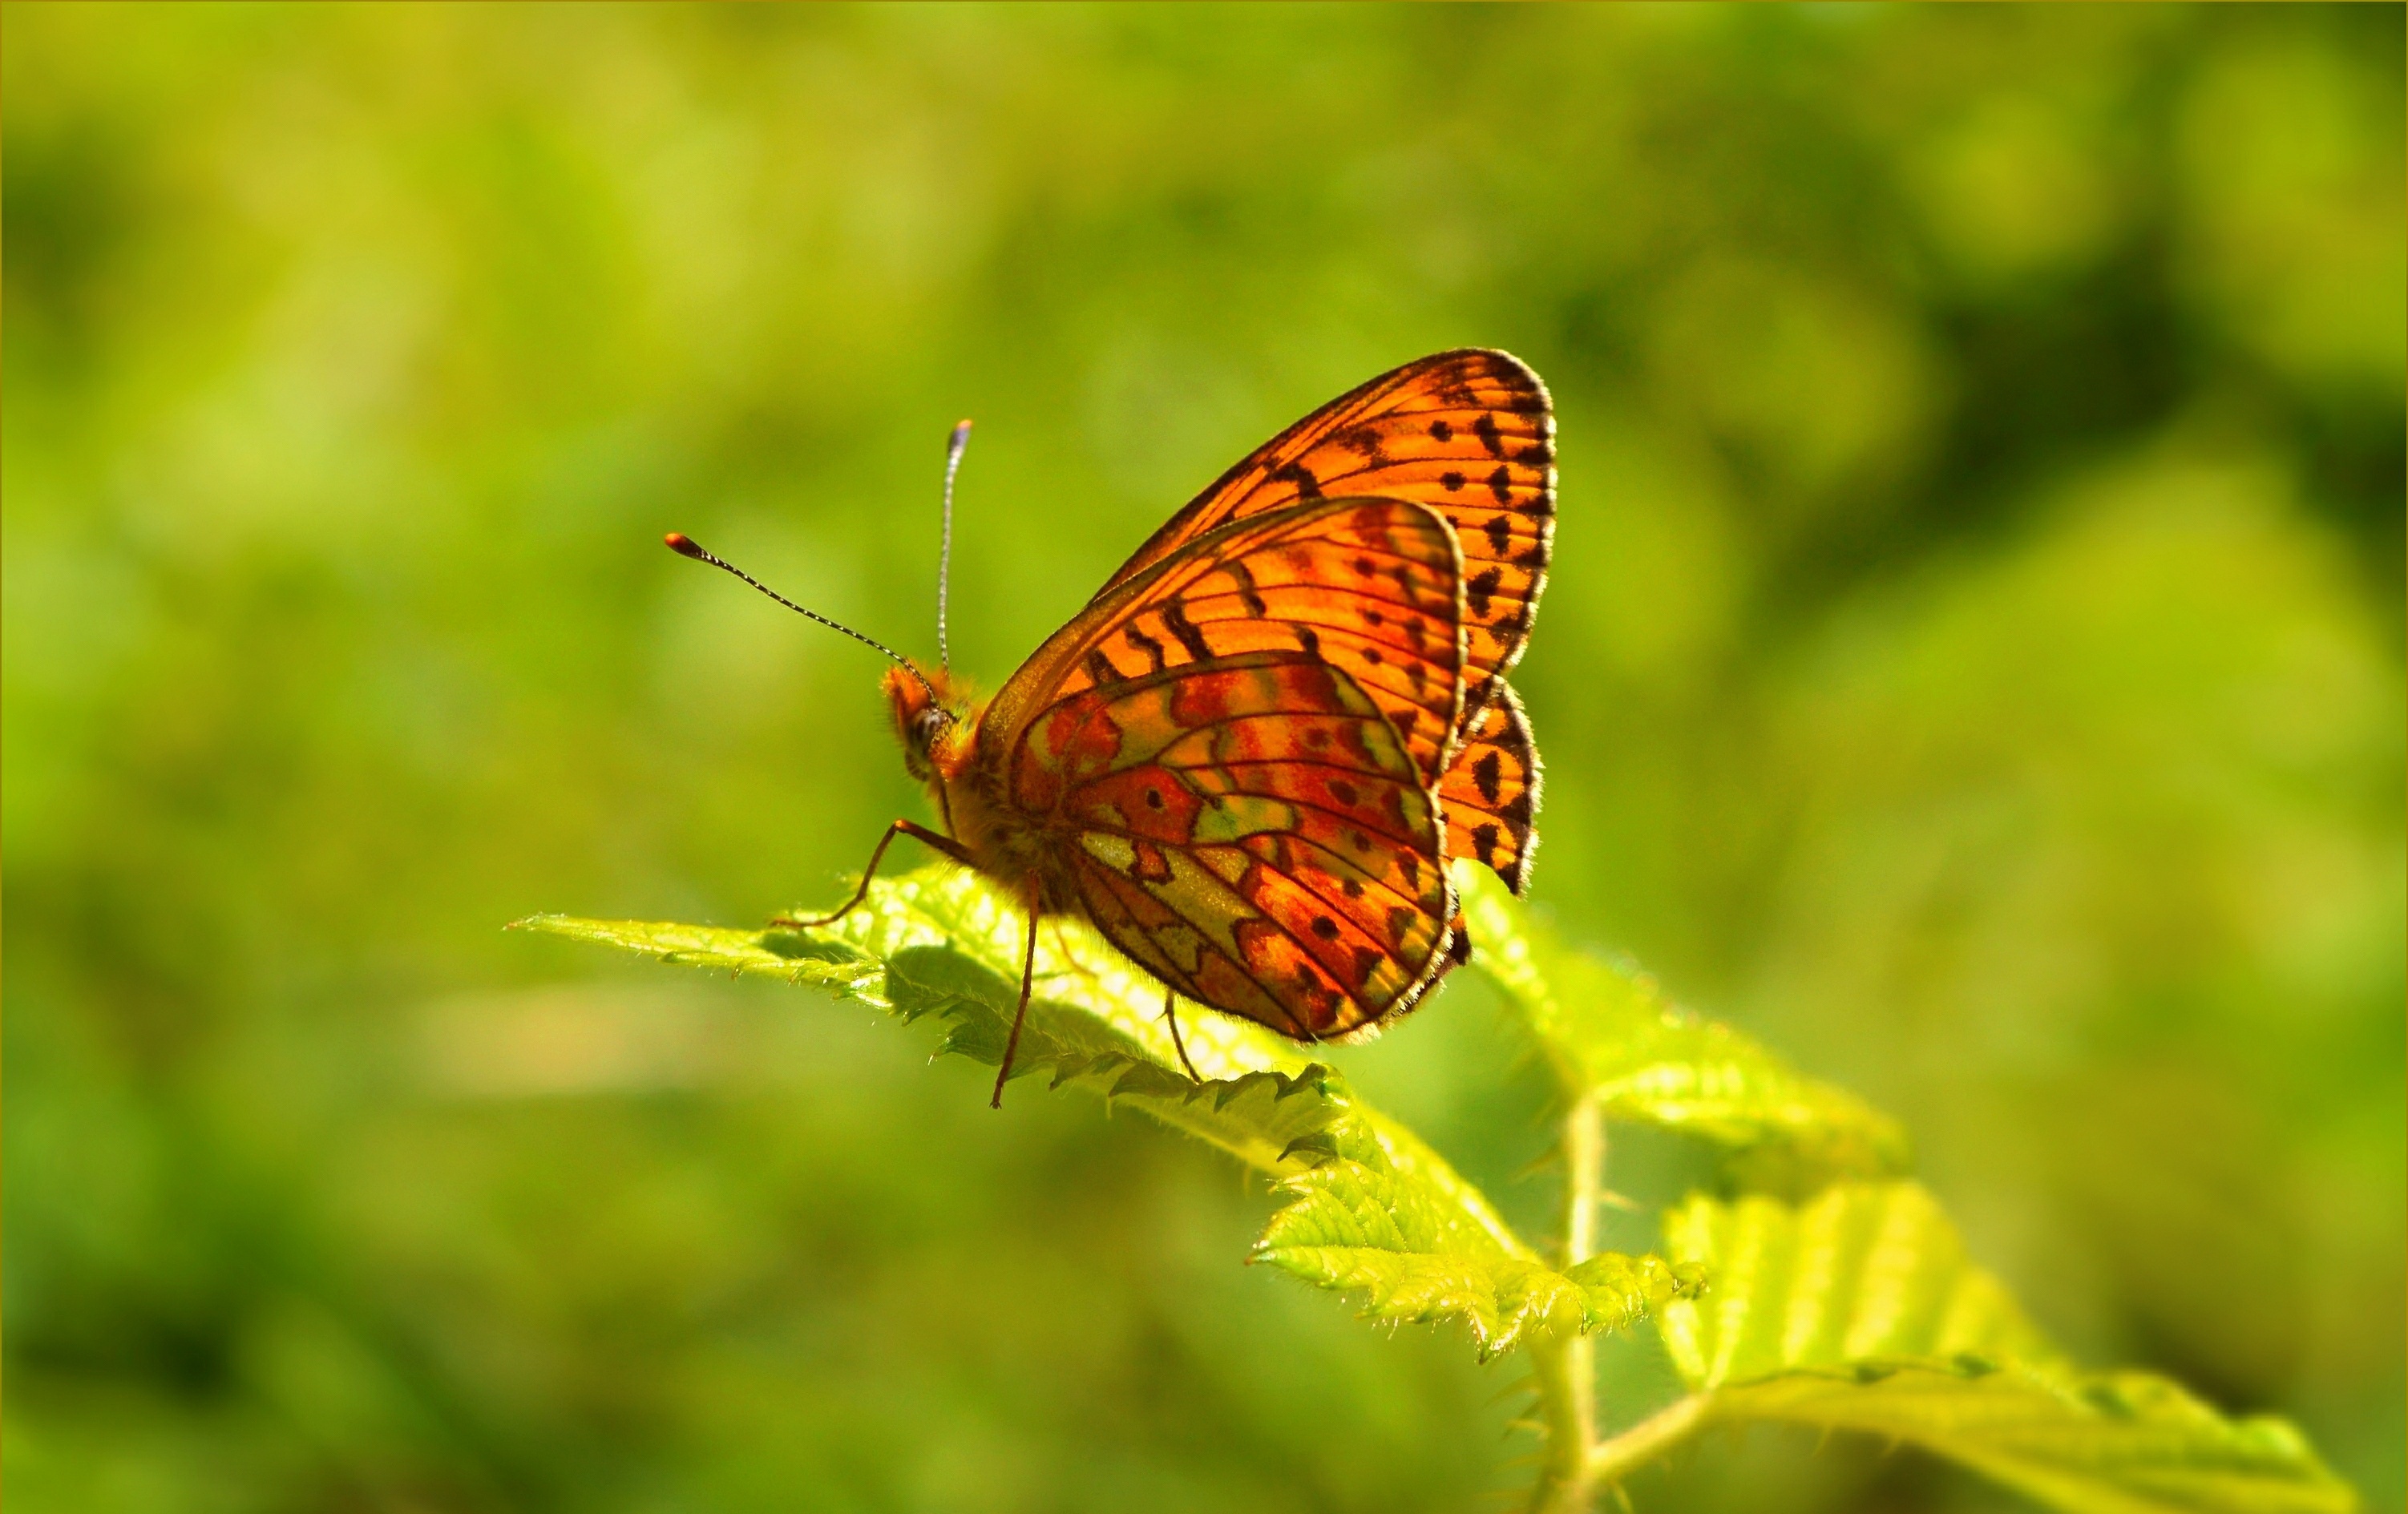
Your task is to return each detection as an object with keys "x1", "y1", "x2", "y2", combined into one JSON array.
[{"x1": 881, "y1": 662, "x2": 1061, "y2": 919}]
